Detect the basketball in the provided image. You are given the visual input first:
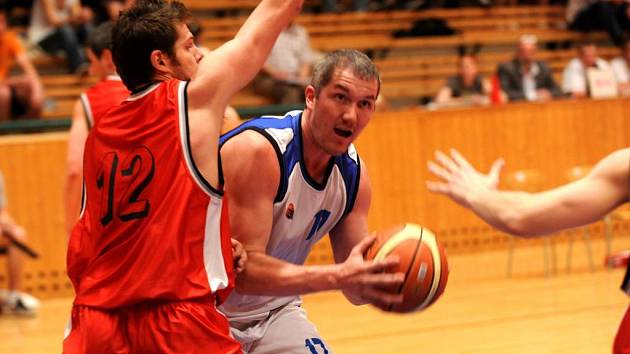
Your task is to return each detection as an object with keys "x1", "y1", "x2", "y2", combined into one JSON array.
[{"x1": 366, "y1": 223, "x2": 449, "y2": 313}]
